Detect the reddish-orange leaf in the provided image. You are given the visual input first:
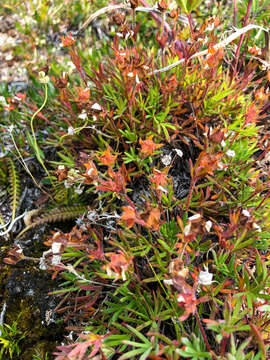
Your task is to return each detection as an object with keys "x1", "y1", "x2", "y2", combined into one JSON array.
[
  {"x1": 196, "y1": 151, "x2": 223, "y2": 177},
  {"x1": 61, "y1": 32, "x2": 75, "y2": 47},
  {"x1": 121, "y1": 206, "x2": 137, "y2": 228},
  {"x1": 121, "y1": 206, "x2": 145, "y2": 228},
  {"x1": 245, "y1": 103, "x2": 259, "y2": 125},
  {"x1": 104, "y1": 250, "x2": 133, "y2": 281},
  {"x1": 149, "y1": 168, "x2": 168, "y2": 189},
  {"x1": 145, "y1": 207, "x2": 161, "y2": 231},
  {"x1": 83, "y1": 160, "x2": 99, "y2": 184},
  {"x1": 76, "y1": 87, "x2": 90, "y2": 103},
  {"x1": 139, "y1": 135, "x2": 163, "y2": 157},
  {"x1": 97, "y1": 146, "x2": 118, "y2": 166}
]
